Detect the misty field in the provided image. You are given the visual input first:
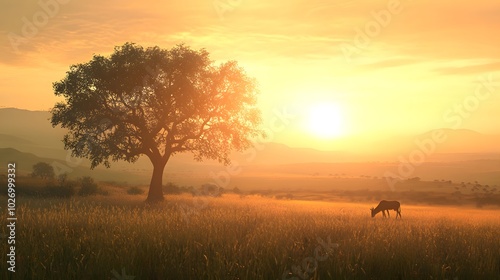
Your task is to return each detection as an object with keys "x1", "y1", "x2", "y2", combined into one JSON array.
[{"x1": 1, "y1": 194, "x2": 499, "y2": 280}]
